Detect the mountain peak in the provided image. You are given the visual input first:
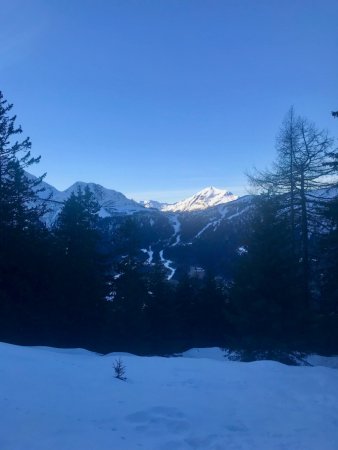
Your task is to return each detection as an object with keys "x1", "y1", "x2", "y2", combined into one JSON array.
[
  {"x1": 161, "y1": 186, "x2": 238, "y2": 212},
  {"x1": 197, "y1": 186, "x2": 230, "y2": 197}
]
